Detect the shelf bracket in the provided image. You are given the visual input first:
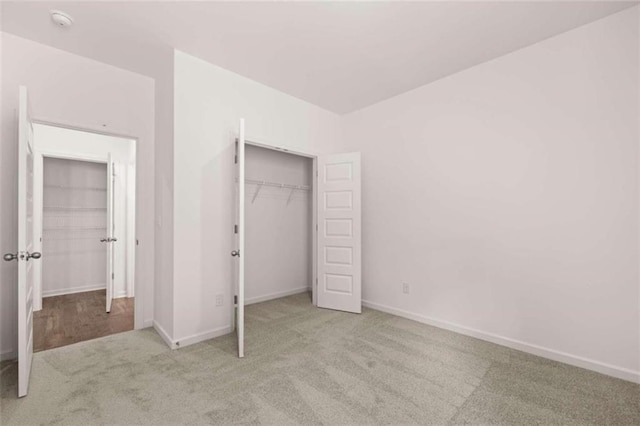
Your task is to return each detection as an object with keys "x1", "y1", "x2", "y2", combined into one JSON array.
[
  {"x1": 252, "y1": 182, "x2": 264, "y2": 204},
  {"x1": 286, "y1": 187, "x2": 297, "y2": 205}
]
